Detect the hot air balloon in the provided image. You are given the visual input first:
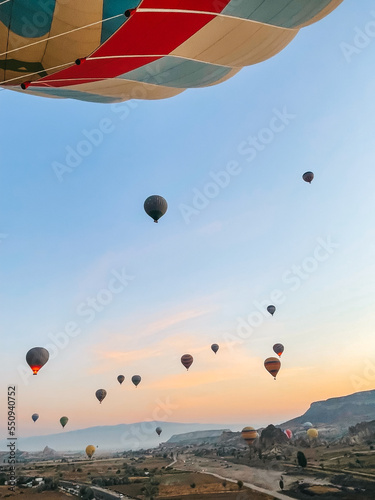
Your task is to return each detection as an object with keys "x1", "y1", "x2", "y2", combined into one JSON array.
[
  {"x1": 60, "y1": 416, "x2": 69, "y2": 429},
  {"x1": 156, "y1": 427, "x2": 162, "y2": 436},
  {"x1": 284, "y1": 429, "x2": 293, "y2": 439},
  {"x1": 267, "y1": 305, "x2": 276, "y2": 316},
  {"x1": 273, "y1": 343, "x2": 284, "y2": 357},
  {"x1": 303, "y1": 422, "x2": 313, "y2": 429},
  {"x1": 0, "y1": 2, "x2": 342, "y2": 103},
  {"x1": 264, "y1": 357, "x2": 281, "y2": 379},
  {"x1": 95, "y1": 389, "x2": 107, "y2": 404},
  {"x1": 303, "y1": 171, "x2": 314, "y2": 183},
  {"x1": 85, "y1": 445, "x2": 96, "y2": 459},
  {"x1": 307, "y1": 428, "x2": 318, "y2": 439},
  {"x1": 181, "y1": 354, "x2": 193, "y2": 371},
  {"x1": 241, "y1": 427, "x2": 258, "y2": 446},
  {"x1": 26, "y1": 347, "x2": 49, "y2": 375},
  {"x1": 31, "y1": 413, "x2": 39, "y2": 423},
  {"x1": 211, "y1": 343, "x2": 219, "y2": 354},
  {"x1": 117, "y1": 375, "x2": 125, "y2": 385},
  {"x1": 131, "y1": 375, "x2": 141, "y2": 388},
  {"x1": 144, "y1": 195, "x2": 168, "y2": 223}
]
